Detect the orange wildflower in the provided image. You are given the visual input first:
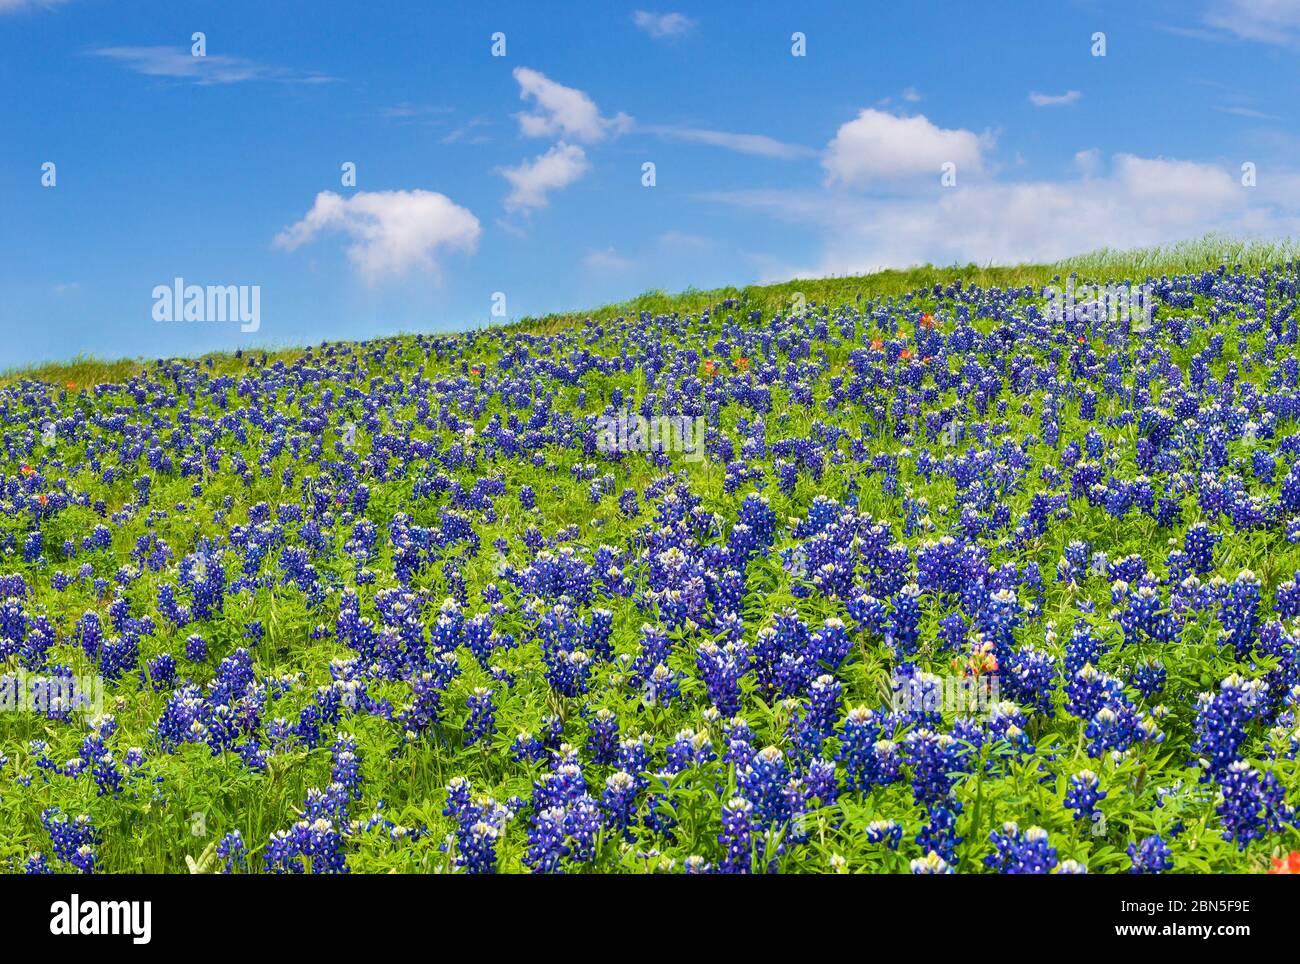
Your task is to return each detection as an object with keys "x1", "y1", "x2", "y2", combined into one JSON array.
[{"x1": 870, "y1": 338, "x2": 884, "y2": 351}]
